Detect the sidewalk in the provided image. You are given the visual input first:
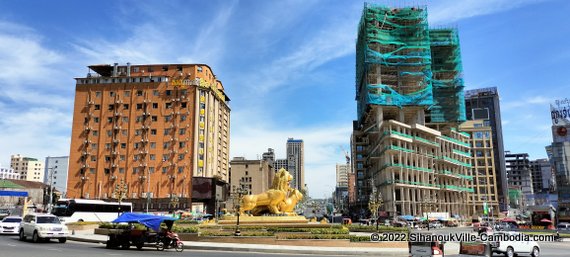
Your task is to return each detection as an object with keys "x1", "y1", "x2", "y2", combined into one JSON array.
[{"x1": 68, "y1": 231, "x2": 409, "y2": 256}]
